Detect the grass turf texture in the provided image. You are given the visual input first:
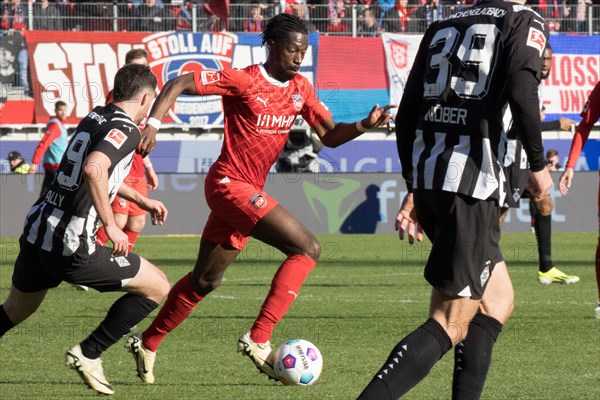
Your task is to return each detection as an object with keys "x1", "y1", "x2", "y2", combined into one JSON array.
[{"x1": 0, "y1": 233, "x2": 598, "y2": 399}]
